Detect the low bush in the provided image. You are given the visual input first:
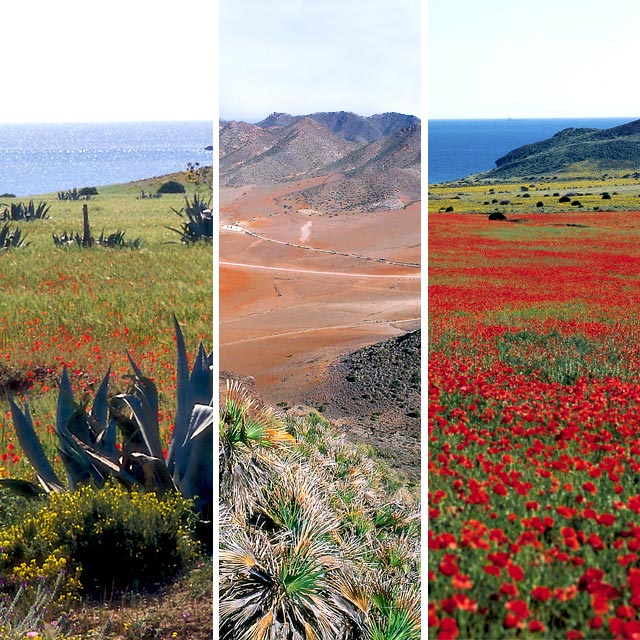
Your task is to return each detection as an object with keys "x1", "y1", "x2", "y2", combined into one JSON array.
[
  {"x1": 0, "y1": 483, "x2": 199, "y2": 598},
  {"x1": 157, "y1": 180, "x2": 186, "y2": 194},
  {"x1": 219, "y1": 383, "x2": 420, "y2": 640},
  {"x1": 78, "y1": 187, "x2": 98, "y2": 197}
]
